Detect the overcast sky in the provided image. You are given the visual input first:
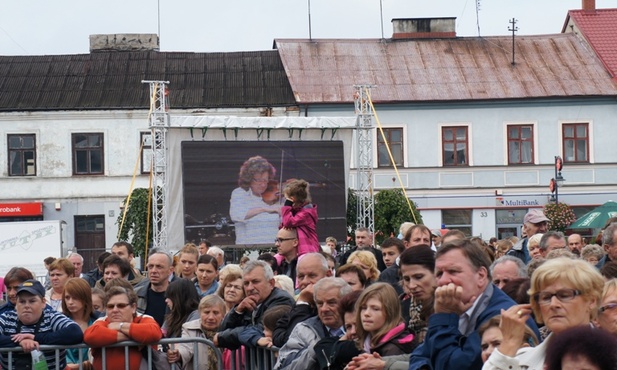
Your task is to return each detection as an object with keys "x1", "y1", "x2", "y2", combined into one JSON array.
[{"x1": 1, "y1": 0, "x2": 615, "y2": 56}]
